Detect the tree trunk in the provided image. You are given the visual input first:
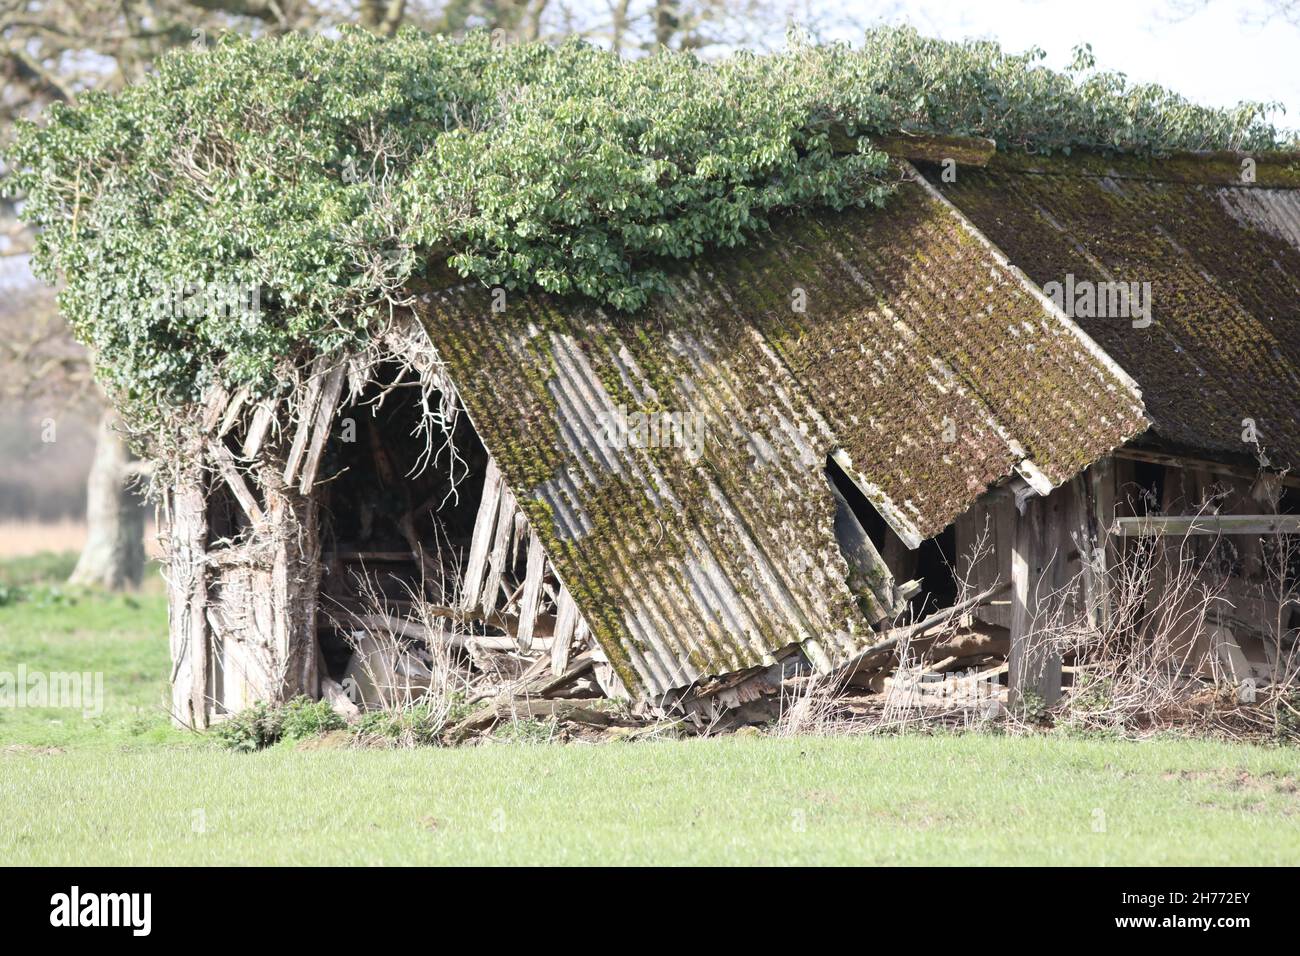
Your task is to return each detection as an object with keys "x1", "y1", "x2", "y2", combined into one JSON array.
[{"x1": 70, "y1": 408, "x2": 144, "y2": 590}]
